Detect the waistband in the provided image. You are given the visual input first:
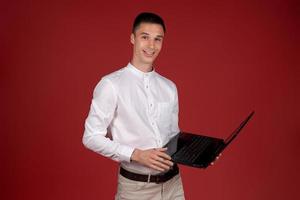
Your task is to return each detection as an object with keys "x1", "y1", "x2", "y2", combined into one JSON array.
[{"x1": 120, "y1": 164, "x2": 179, "y2": 184}]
